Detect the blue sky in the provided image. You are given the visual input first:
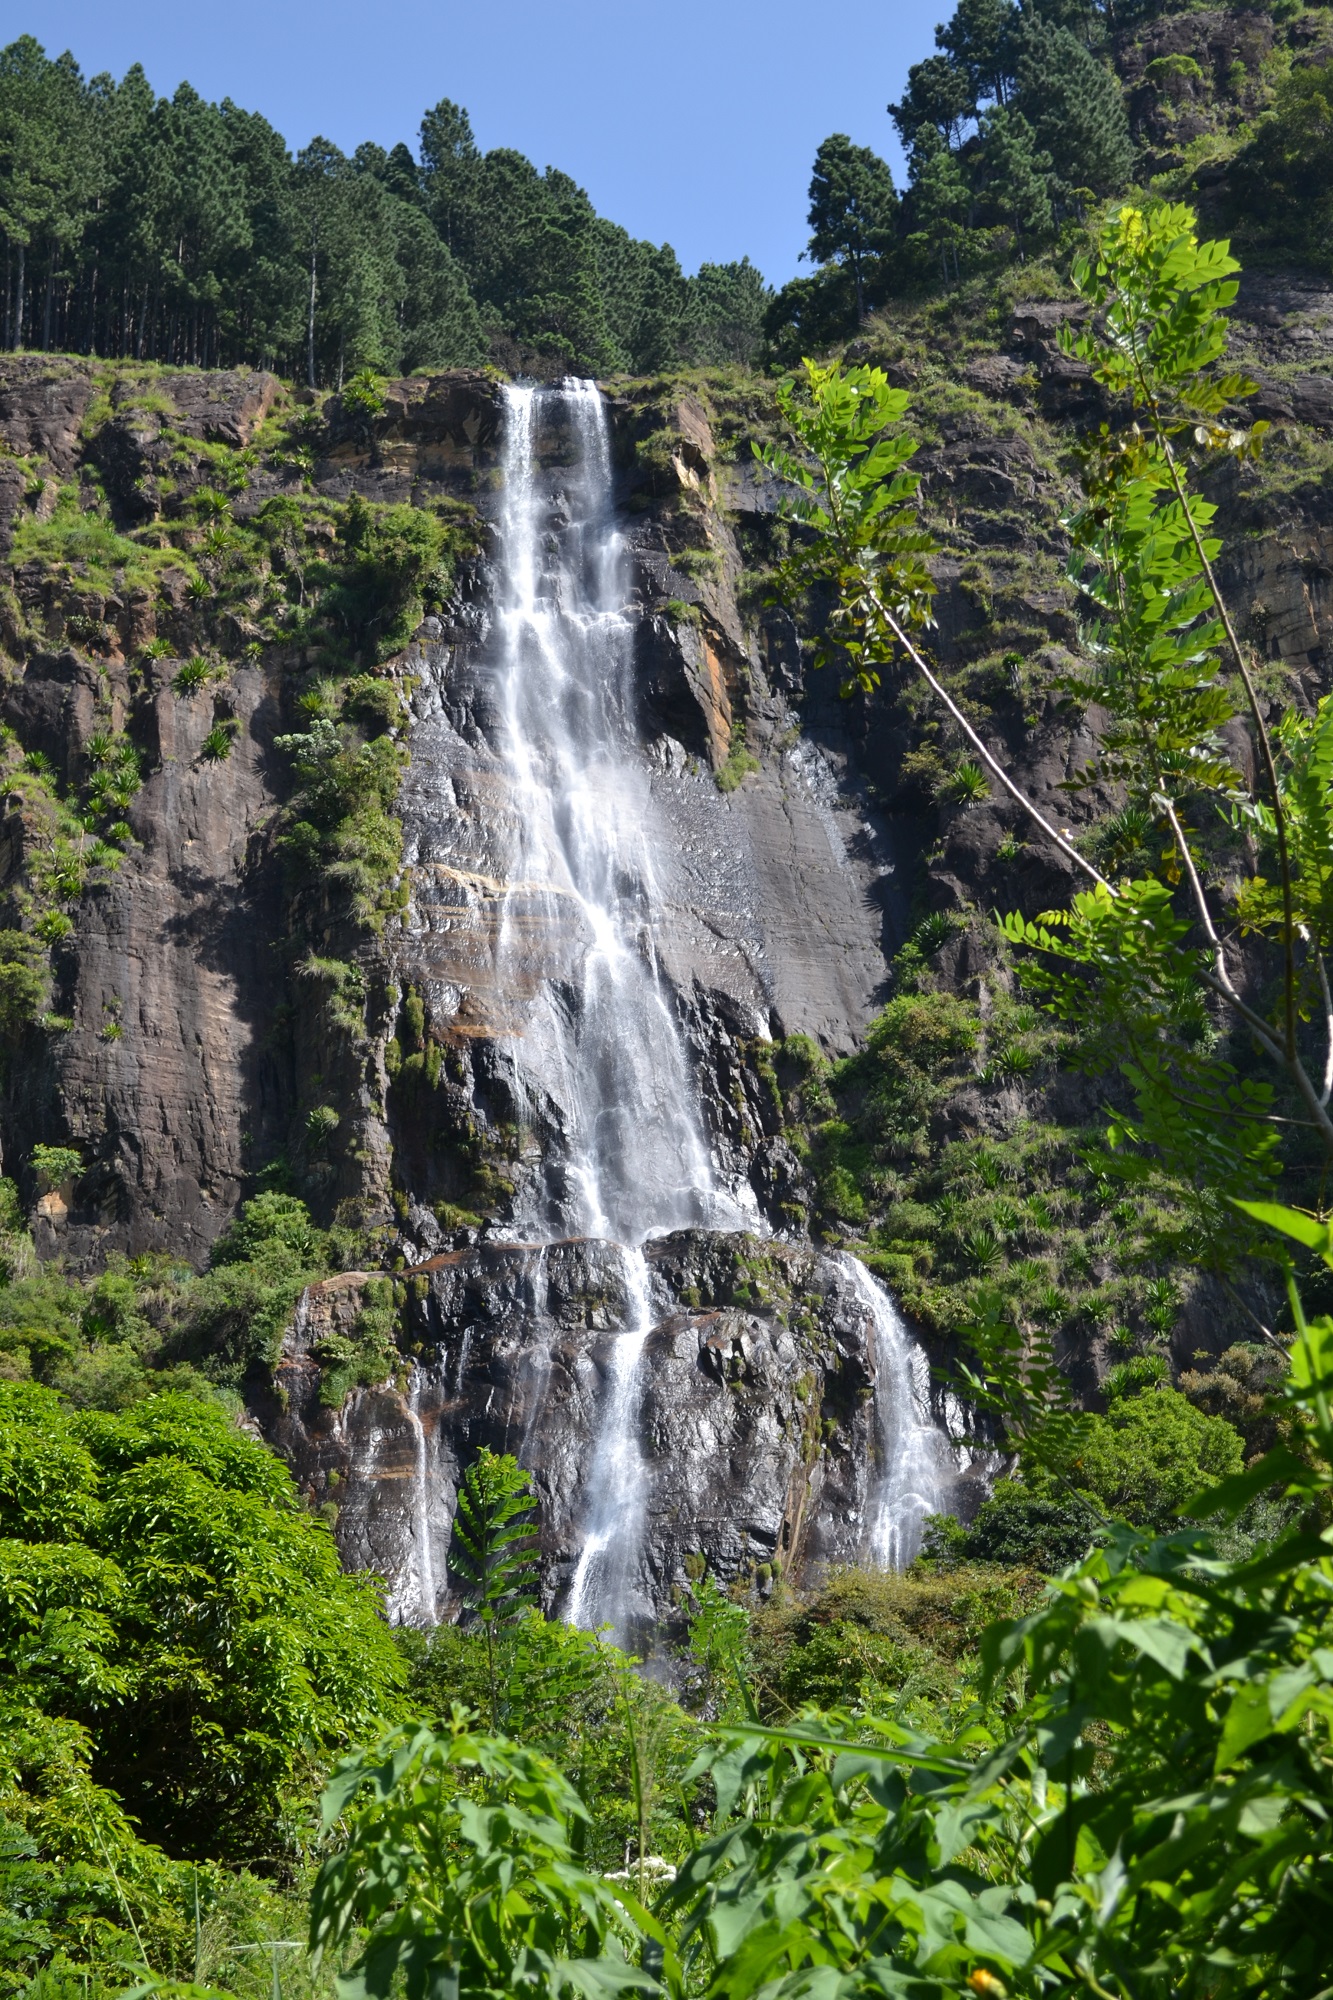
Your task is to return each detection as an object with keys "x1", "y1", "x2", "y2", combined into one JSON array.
[{"x1": 14, "y1": 0, "x2": 941, "y2": 285}]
